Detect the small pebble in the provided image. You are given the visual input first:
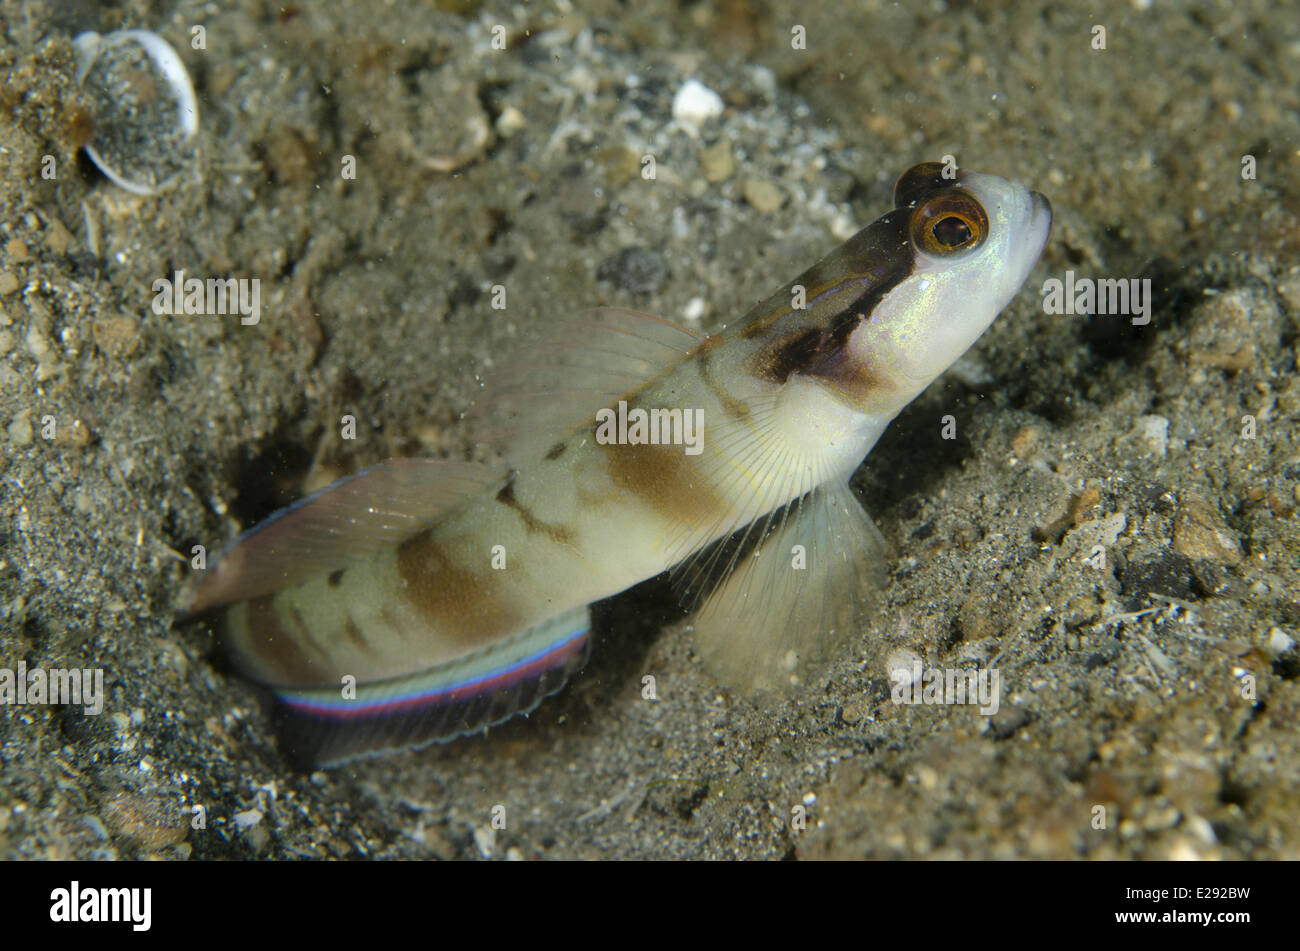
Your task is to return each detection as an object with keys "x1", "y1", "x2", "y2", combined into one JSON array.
[
  {"x1": 25, "y1": 326, "x2": 50, "y2": 357},
  {"x1": 1010, "y1": 425, "x2": 1040, "y2": 458},
  {"x1": 473, "y1": 825, "x2": 496, "y2": 858},
  {"x1": 743, "y1": 179, "x2": 784, "y2": 212},
  {"x1": 233, "y1": 808, "x2": 264, "y2": 830},
  {"x1": 596, "y1": 247, "x2": 667, "y2": 296},
  {"x1": 92, "y1": 314, "x2": 140, "y2": 359},
  {"x1": 1120, "y1": 551, "x2": 1196, "y2": 602},
  {"x1": 44, "y1": 219, "x2": 72, "y2": 255},
  {"x1": 6, "y1": 415, "x2": 32, "y2": 445},
  {"x1": 1266, "y1": 627, "x2": 1296, "y2": 655},
  {"x1": 699, "y1": 140, "x2": 735, "y2": 183},
  {"x1": 1141, "y1": 805, "x2": 1181, "y2": 831},
  {"x1": 1172, "y1": 491, "x2": 1243, "y2": 565},
  {"x1": 1184, "y1": 814, "x2": 1217, "y2": 845},
  {"x1": 1135, "y1": 414, "x2": 1169, "y2": 457},
  {"x1": 495, "y1": 104, "x2": 526, "y2": 138},
  {"x1": 672, "y1": 79, "x2": 724, "y2": 132},
  {"x1": 102, "y1": 792, "x2": 188, "y2": 850}
]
